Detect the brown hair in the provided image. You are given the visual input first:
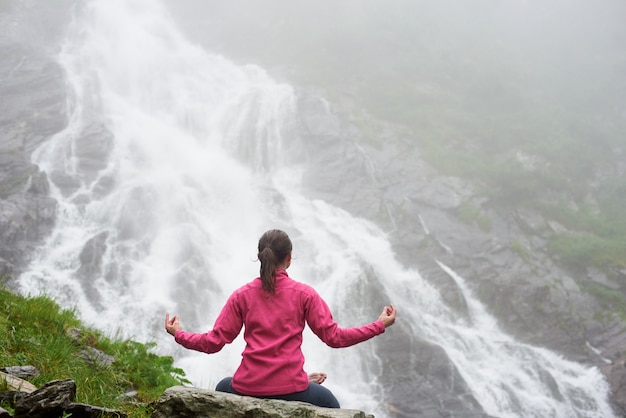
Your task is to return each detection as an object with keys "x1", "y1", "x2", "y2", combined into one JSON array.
[{"x1": 257, "y1": 229, "x2": 292, "y2": 294}]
